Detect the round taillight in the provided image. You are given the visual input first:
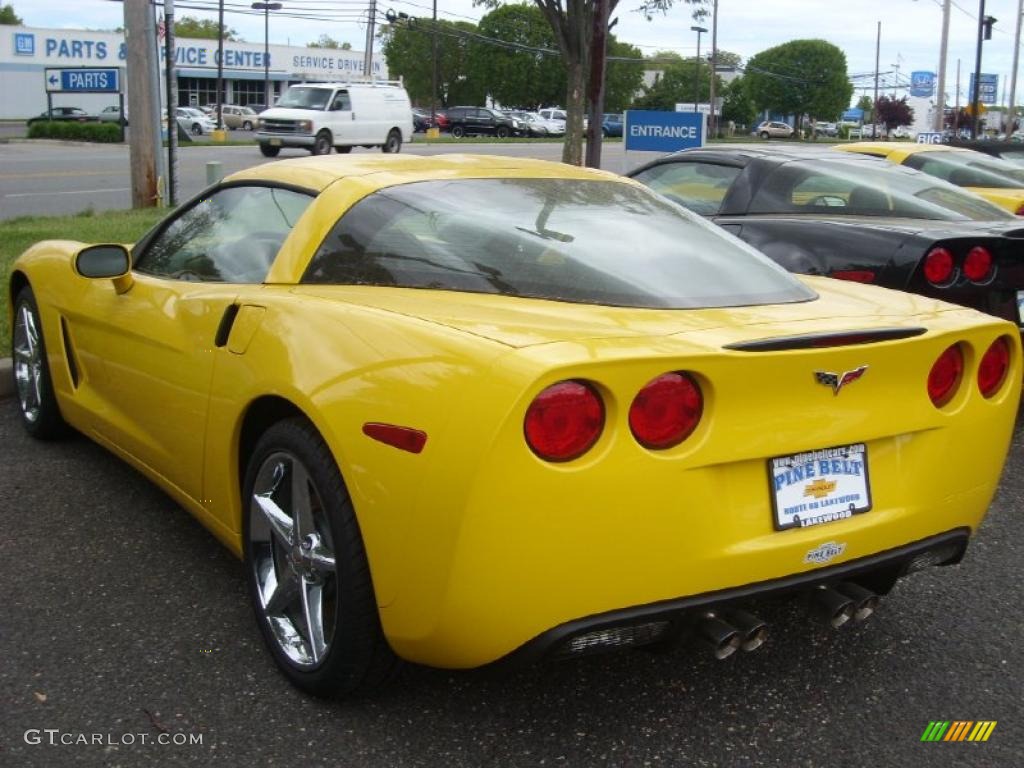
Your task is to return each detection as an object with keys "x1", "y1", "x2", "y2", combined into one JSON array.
[
  {"x1": 963, "y1": 246, "x2": 994, "y2": 283},
  {"x1": 524, "y1": 380, "x2": 604, "y2": 461},
  {"x1": 923, "y1": 247, "x2": 955, "y2": 286},
  {"x1": 978, "y1": 337, "x2": 1011, "y2": 398},
  {"x1": 629, "y1": 372, "x2": 703, "y2": 449},
  {"x1": 928, "y1": 344, "x2": 964, "y2": 407}
]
